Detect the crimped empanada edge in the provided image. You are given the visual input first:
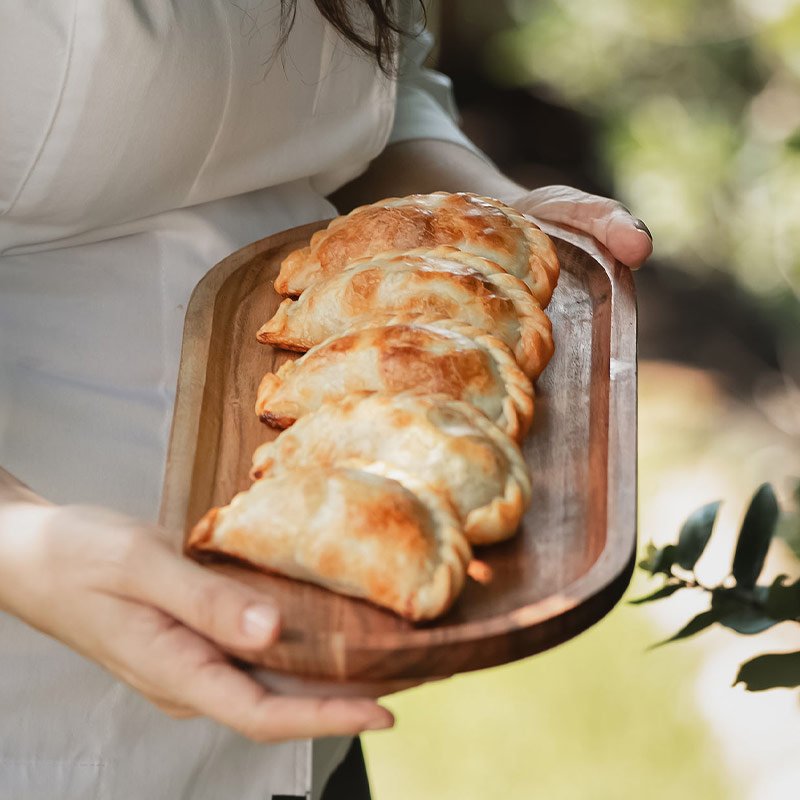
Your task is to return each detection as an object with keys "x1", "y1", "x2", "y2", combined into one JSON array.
[
  {"x1": 360, "y1": 467, "x2": 472, "y2": 620},
  {"x1": 267, "y1": 314, "x2": 534, "y2": 440},
  {"x1": 446, "y1": 398, "x2": 533, "y2": 545},
  {"x1": 475, "y1": 193, "x2": 561, "y2": 308},
  {"x1": 187, "y1": 467, "x2": 472, "y2": 621},
  {"x1": 466, "y1": 326, "x2": 535, "y2": 442}
]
